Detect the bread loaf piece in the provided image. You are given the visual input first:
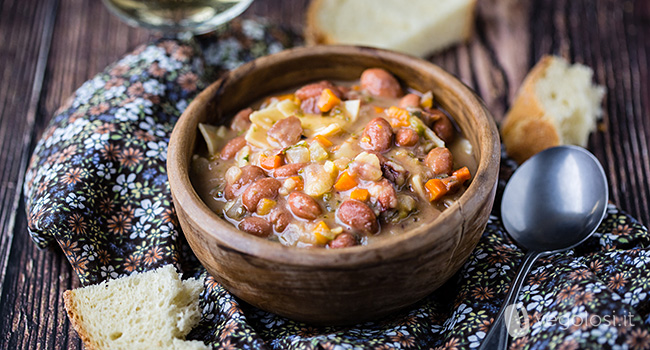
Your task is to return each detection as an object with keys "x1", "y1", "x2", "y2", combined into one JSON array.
[
  {"x1": 501, "y1": 56, "x2": 605, "y2": 163},
  {"x1": 305, "y1": 0, "x2": 476, "y2": 57},
  {"x1": 63, "y1": 265, "x2": 207, "y2": 350}
]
